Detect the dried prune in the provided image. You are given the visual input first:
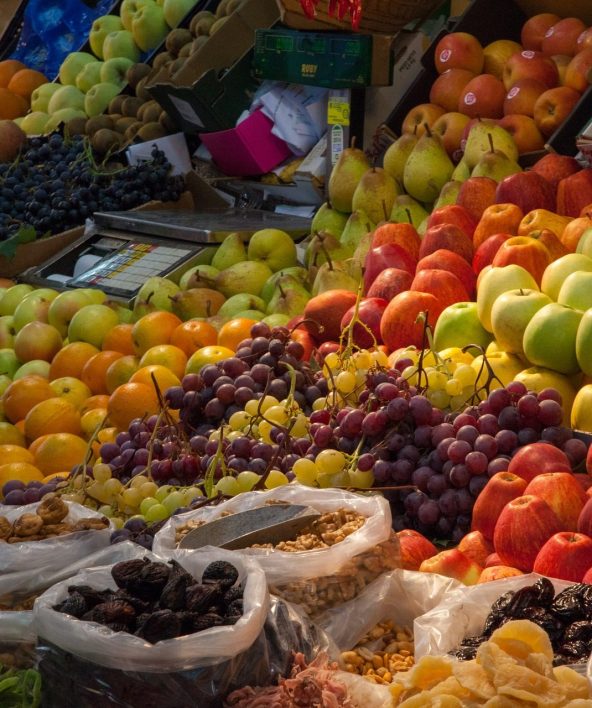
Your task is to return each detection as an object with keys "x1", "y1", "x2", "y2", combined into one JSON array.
[
  {"x1": 54, "y1": 592, "x2": 87, "y2": 618},
  {"x1": 112, "y1": 589, "x2": 152, "y2": 615},
  {"x1": 488, "y1": 590, "x2": 515, "y2": 617},
  {"x1": 105, "y1": 622, "x2": 130, "y2": 633},
  {"x1": 201, "y1": 561, "x2": 239, "y2": 589},
  {"x1": 506, "y1": 586, "x2": 541, "y2": 615},
  {"x1": 111, "y1": 559, "x2": 149, "y2": 591},
  {"x1": 226, "y1": 599, "x2": 243, "y2": 618},
  {"x1": 223, "y1": 586, "x2": 244, "y2": 605},
  {"x1": 159, "y1": 573, "x2": 191, "y2": 611},
  {"x1": 175, "y1": 611, "x2": 202, "y2": 634},
  {"x1": 532, "y1": 577, "x2": 555, "y2": 604},
  {"x1": 70, "y1": 585, "x2": 113, "y2": 609},
  {"x1": 558, "y1": 640, "x2": 588, "y2": 660},
  {"x1": 563, "y1": 621, "x2": 592, "y2": 645},
  {"x1": 551, "y1": 584, "x2": 592, "y2": 621},
  {"x1": 88, "y1": 600, "x2": 136, "y2": 629},
  {"x1": 167, "y1": 559, "x2": 193, "y2": 584},
  {"x1": 135, "y1": 609, "x2": 181, "y2": 643},
  {"x1": 192, "y1": 613, "x2": 224, "y2": 632},
  {"x1": 185, "y1": 583, "x2": 221, "y2": 613}
]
